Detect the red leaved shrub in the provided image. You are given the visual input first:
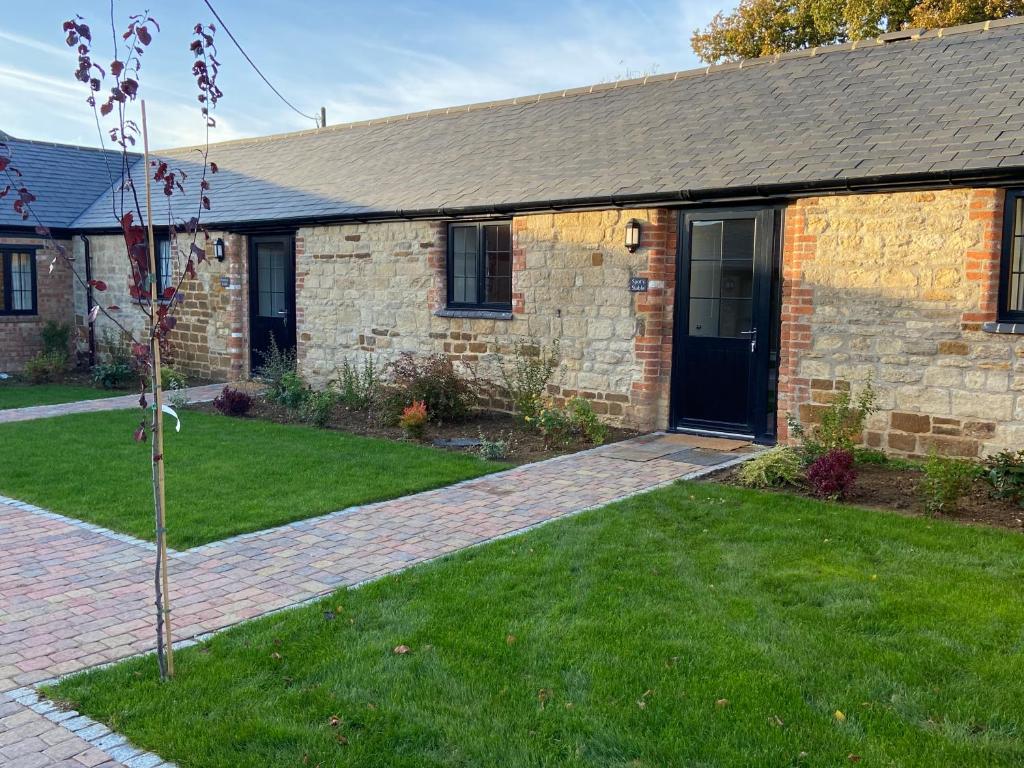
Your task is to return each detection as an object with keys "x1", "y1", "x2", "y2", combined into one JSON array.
[
  {"x1": 806, "y1": 448, "x2": 857, "y2": 499},
  {"x1": 213, "y1": 385, "x2": 252, "y2": 417}
]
